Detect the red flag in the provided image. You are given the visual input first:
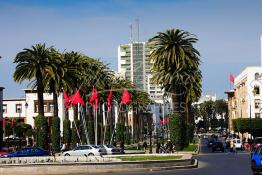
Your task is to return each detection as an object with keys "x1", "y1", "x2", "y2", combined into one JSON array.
[
  {"x1": 11, "y1": 118, "x2": 14, "y2": 127},
  {"x1": 94, "y1": 88, "x2": 99, "y2": 110},
  {"x1": 90, "y1": 87, "x2": 99, "y2": 110},
  {"x1": 121, "y1": 89, "x2": 131, "y2": 104},
  {"x1": 70, "y1": 89, "x2": 85, "y2": 106},
  {"x1": 89, "y1": 87, "x2": 96, "y2": 104},
  {"x1": 2, "y1": 118, "x2": 5, "y2": 127},
  {"x1": 107, "y1": 89, "x2": 113, "y2": 111},
  {"x1": 230, "y1": 74, "x2": 234, "y2": 83},
  {"x1": 63, "y1": 91, "x2": 71, "y2": 108}
]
